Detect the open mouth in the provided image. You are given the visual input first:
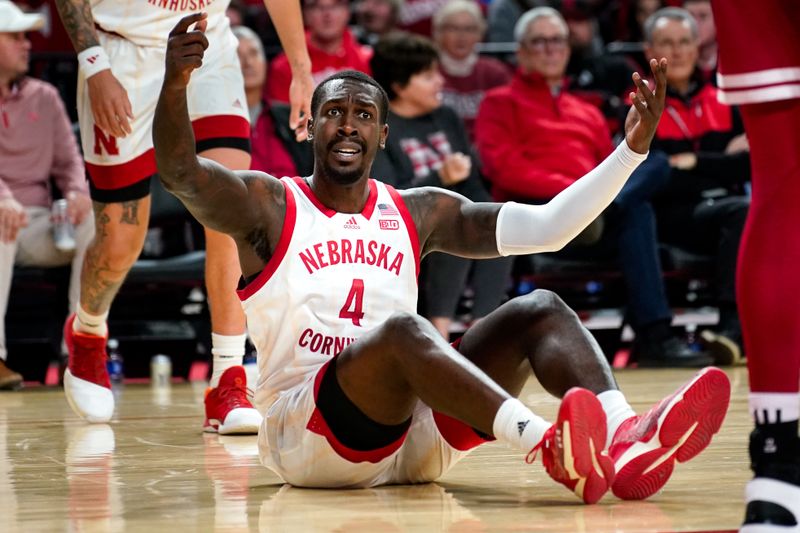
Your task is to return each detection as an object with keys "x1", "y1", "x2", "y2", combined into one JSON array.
[{"x1": 331, "y1": 142, "x2": 363, "y2": 162}]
